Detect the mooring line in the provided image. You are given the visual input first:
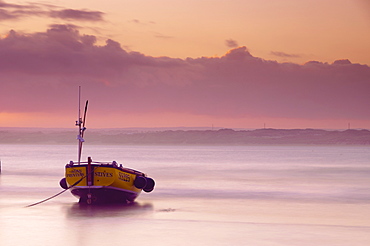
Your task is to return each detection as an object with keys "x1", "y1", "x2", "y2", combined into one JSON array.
[
  {"x1": 26, "y1": 165, "x2": 100, "y2": 207},
  {"x1": 25, "y1": 175, "x2": 86, "y2": 208}
]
